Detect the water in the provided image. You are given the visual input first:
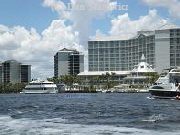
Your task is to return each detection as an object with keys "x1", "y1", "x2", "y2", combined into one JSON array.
[{"x1": 0, "y1": 93, "x2": 180, "y2": 135}]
